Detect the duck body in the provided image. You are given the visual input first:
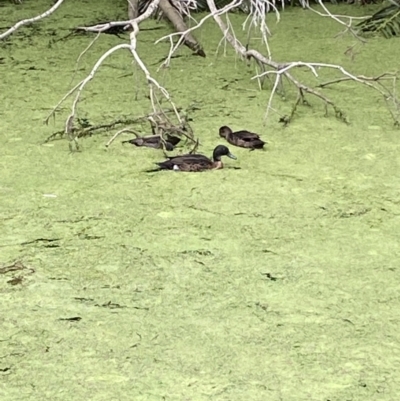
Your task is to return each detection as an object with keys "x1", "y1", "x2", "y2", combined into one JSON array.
[
  {"x1": 155, "y1": 145, "x2": 237, "y2": 172},
  {"x1": 219, "y1": 126, "x2": 266, "y2": 150},
  {"x1": 122, "y1": 134, "x2": 180, "y2": 151}
]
